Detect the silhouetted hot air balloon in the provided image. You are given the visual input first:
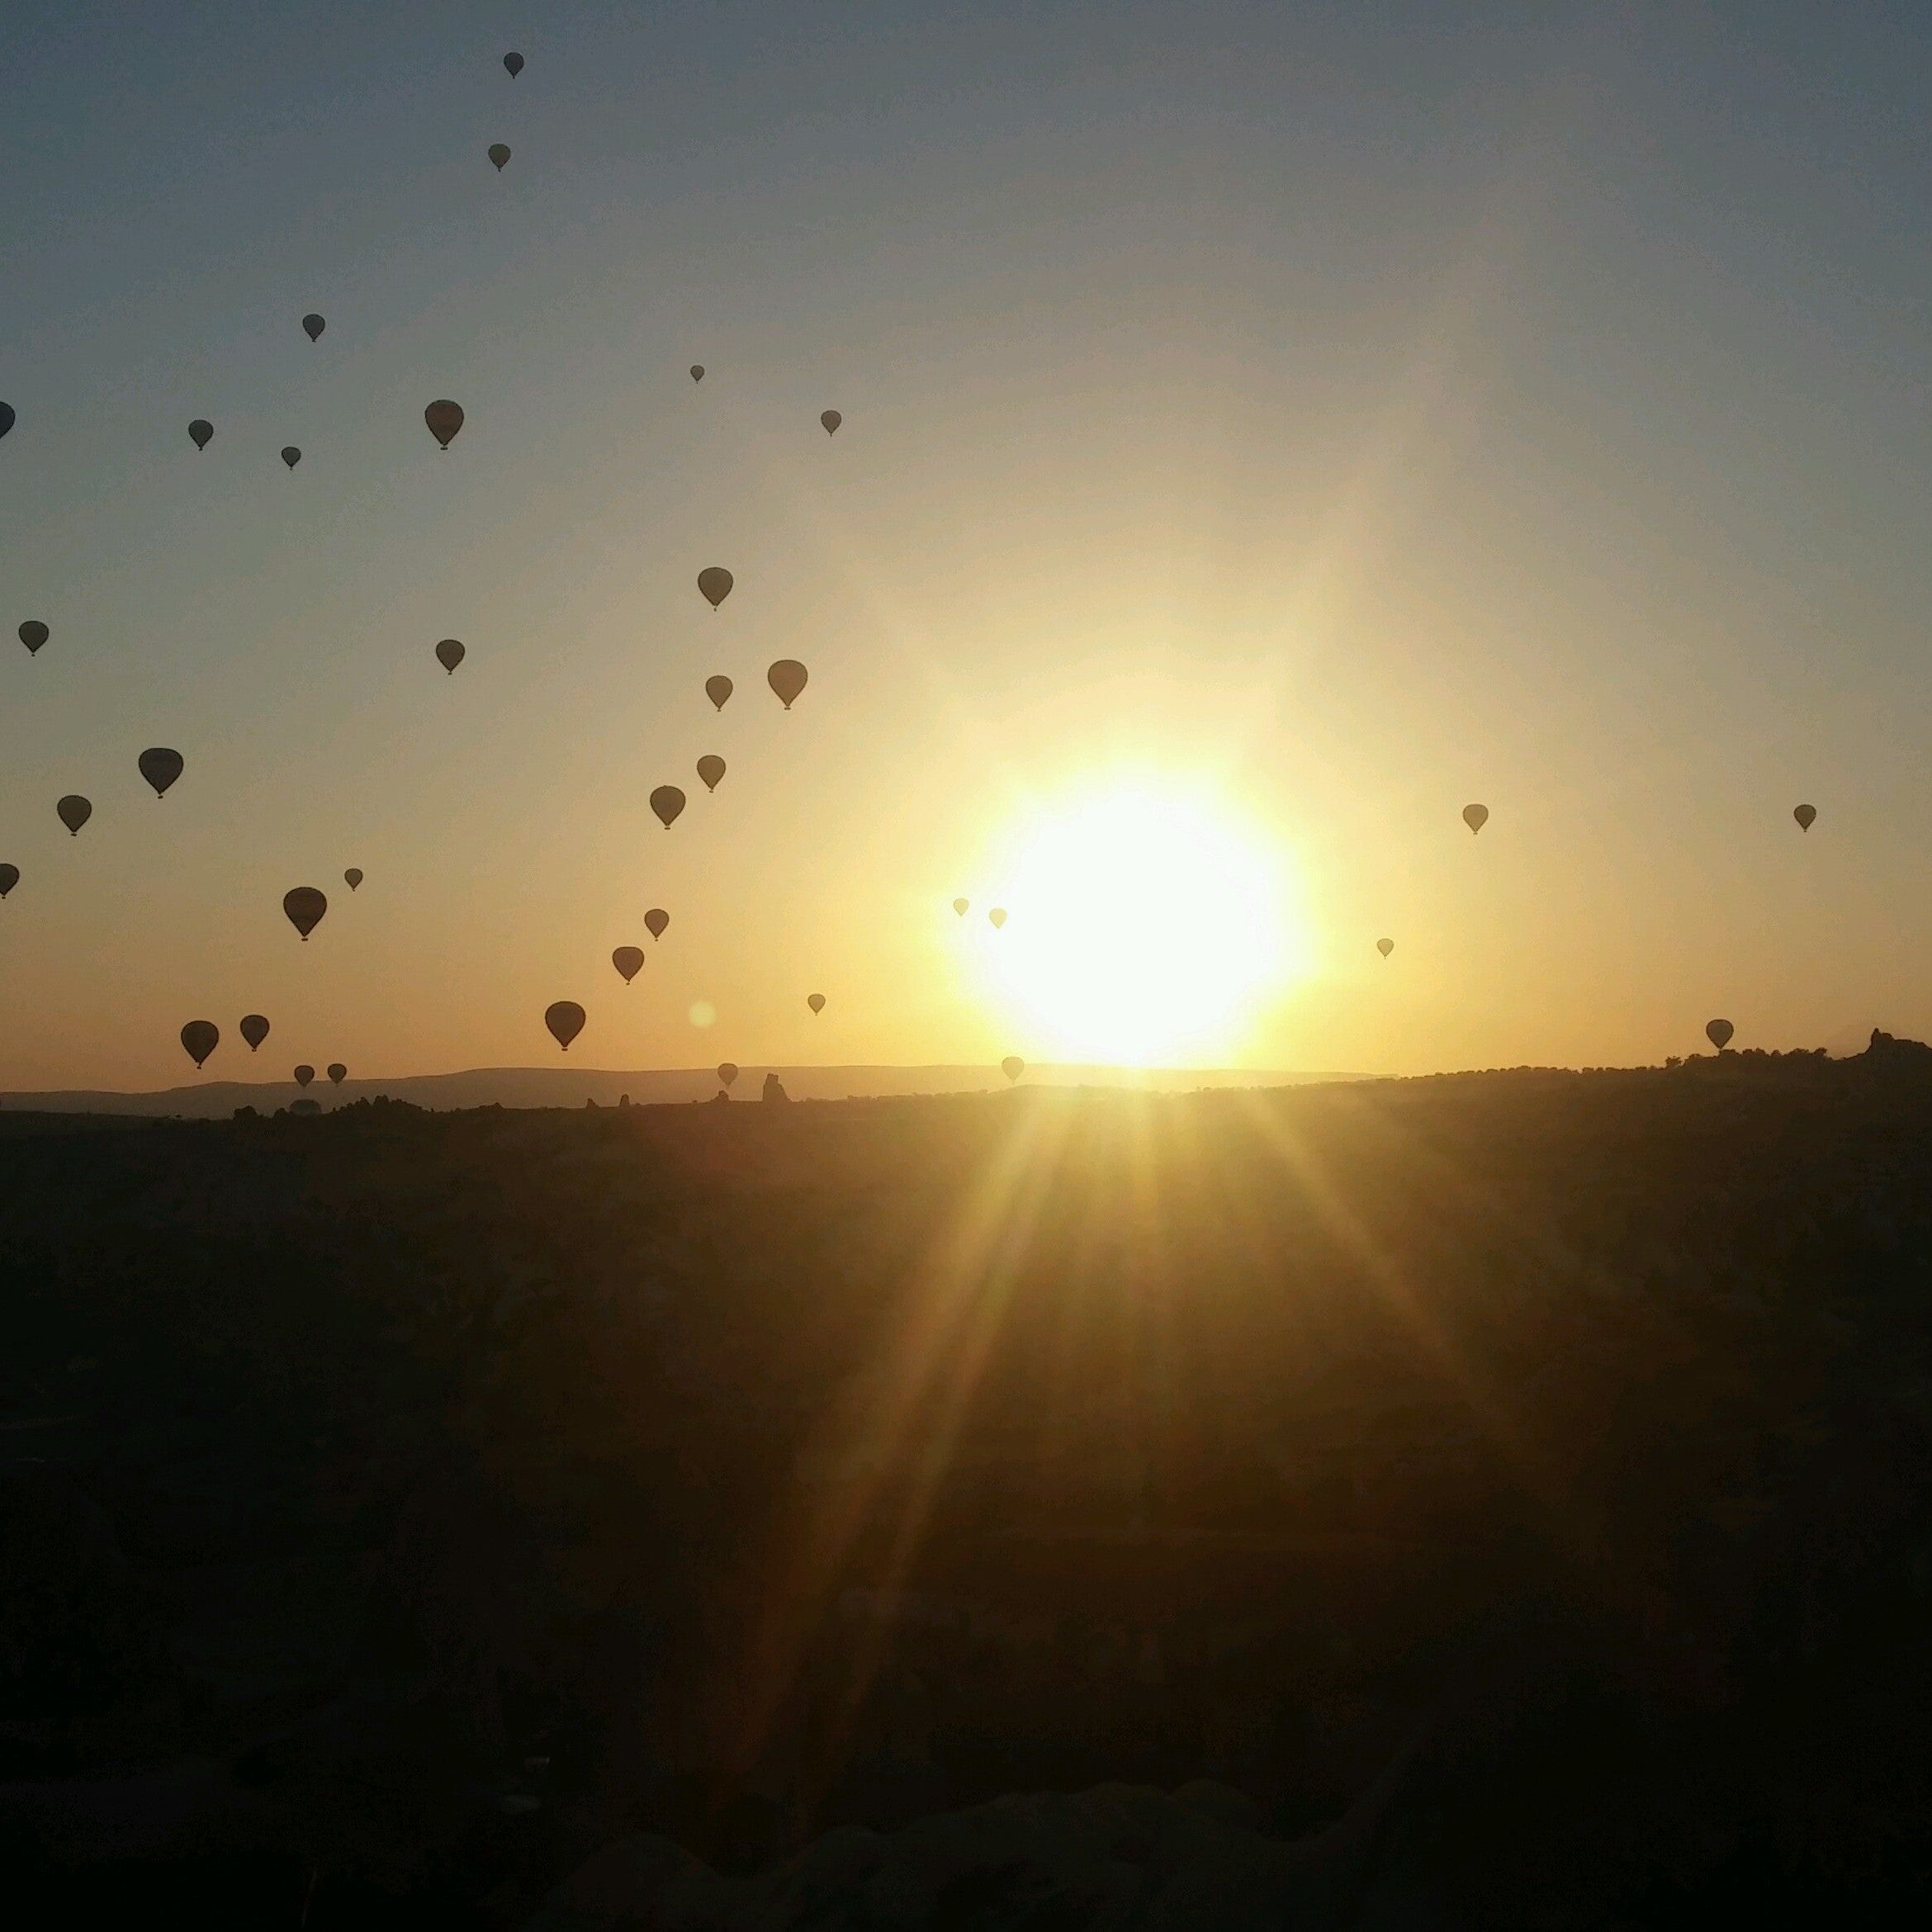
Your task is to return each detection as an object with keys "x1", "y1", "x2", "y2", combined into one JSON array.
[
  {"x1": 706, "y1": 675, "x2": 733, "y2": 710},
  {"x1": 651, "y1": 786, "x2": 685, "y2": 829},
  {"x1": 1706, "y1": 1019, "x2": 1735, "y2": 1051},
  {"x1": 139, "y1": 748, "x2": 183, "y2": 798},
  {"x1": 1794, "y1": 803, "x2": 1816, "y2": 831},
  {"x1": 181, "y1": 1020, "x2": 219, "y2": 1069},
  {"x1": 613, "y1": 946, "x2": 644, "y2": 984},
  {"x1": 343, "y1": 868, "x2": 362, "y2": 890},
  {"x1": 57, "y1": 795, "x2": 91, "y2": 836},
  {"x1": 953, "y1": 898, "x2": 968, "y2": 916},
  {"x1": 19, "y1": 621, "x2": 47, "y2": 656},
  {"x1": 302, "y1": 313, "x2": 324, "y2": 342},
  {"x1": 988, "y1": 907, "x2": 1007, "y2": 930},
  {"x1": 807, "y1": 993, "x2": 826, "y2": 1014},
  {"x1": 281, "y1": 446, "x2": 301, "y2": 470},
  {"x1": 644, "y1": 907, "x2": 669, "y2": 940},
  {"x1": 1002, "y1": 1057, "x2": 1024, "y2": 1083},
  {"x1": 488, "y1": 144, "x2": 511, "y2": 172},
  {"x1": 1462, "y1": 803, "x2": 1489, "y2": 835},
  {"x1": 717, "y1": 1063, "x2": 739, "y2": 1089},
  {"x1": 294, "y1": 1064, "x2": 315, "y2": 1088},
  {"x1": 283, "y1": 886, "x2": 327, "y2": 940},
  {"x1": 546, "y1": 1001, "x2": 585, "y2": 1051},
  {"x1": 435, "y1": 638, "x2": 465, "y2": 675},
  {"x1": 240, "y1": 1014, "x2": 270, "y2": 1051},
  {"x1": 767, "y1": 659, "x2": 807, "y2": 708},
  {"x1": 504, "y1": 51, "x2": 524, "y2": 77},
  {"x1": 689, "y1": 365, "x2": 705, "y2": 383},
  {"x1": 696, "y1": 755, "x2": 726, "y2": 793},
  {"x1": 188, "y1": 419, "x2": 213, "y2": 450},
  {"x1": 327, "y1": 1063, "x2": 346, "y2": 1086},
  {"x1": 425, "y1": 400, "x2": 464, "y2": 450},
  {"x1": 821, "y1": 410, "x2": 841, "y2": 435},
  {"x1": 1377, "y1": 937, "x2": 1394, "y2": 958},
  {"x1": 0, "y1": 864, "x2": 17, "y2": 899},
  {"x1": 0, "y1": 402, "x2": 12, "y2": 439},
  {"x1": 698, "y1": 567, "x2": 733, "y2": 610}
]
